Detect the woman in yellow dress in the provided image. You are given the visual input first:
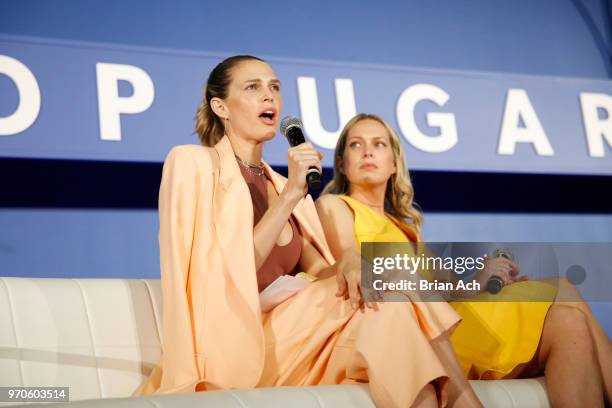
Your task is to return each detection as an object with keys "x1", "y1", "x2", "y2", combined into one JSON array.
[{"x1": 316, "y1": 113, "x2": 611, "y2": 407}]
